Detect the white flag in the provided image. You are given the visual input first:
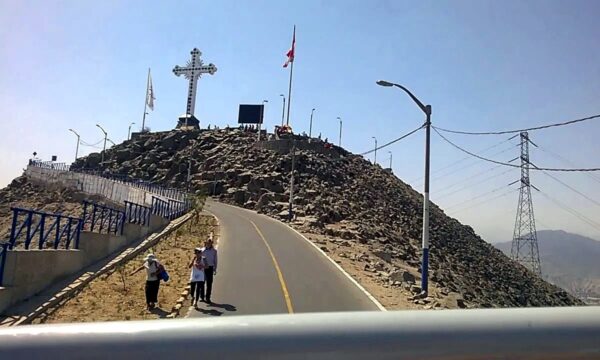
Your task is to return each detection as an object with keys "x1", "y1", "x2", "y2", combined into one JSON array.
[{"x1": 146, "y1": 71, "x2": 155, "y2": 111}]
